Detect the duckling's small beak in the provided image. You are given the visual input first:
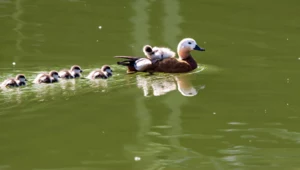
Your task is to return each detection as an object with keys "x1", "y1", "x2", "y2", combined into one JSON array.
[
  {"x1": 194, "y1": 45, "x2": 205, "y2": 51},
  {"x1": 80, "y1": 70, "x2": 83, "y2": 73},
  {"x1": 58, "y1": 76, "x2": 61, "y2": 78},
  {"x1": 25, "y1": 79, "x2": 28, "y2": 81}
]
